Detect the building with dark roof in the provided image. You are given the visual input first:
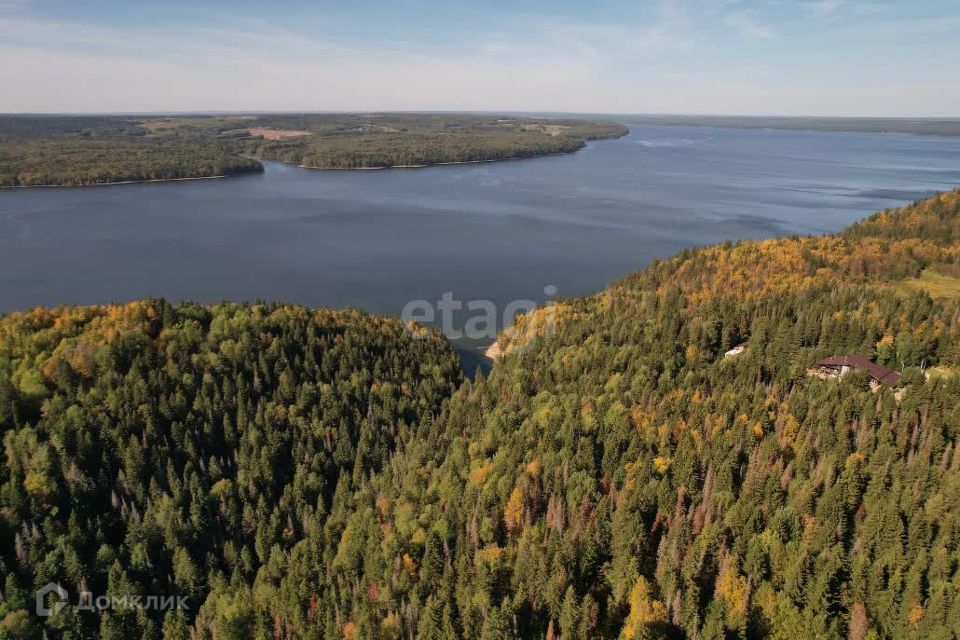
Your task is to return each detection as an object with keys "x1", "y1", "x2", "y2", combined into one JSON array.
[{"x1": 814, "y1": 355, "x2": 901, "y2": 388}]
